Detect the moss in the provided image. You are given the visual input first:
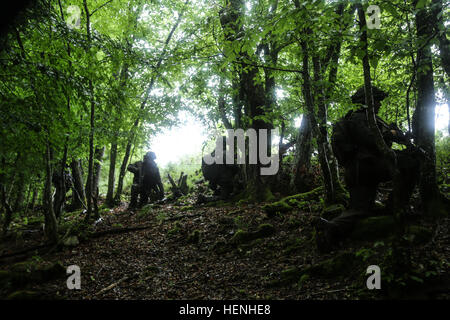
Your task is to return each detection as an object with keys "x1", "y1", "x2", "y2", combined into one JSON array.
[
  {"x1": 180, "y1": 205, "x2": 194, "y2": 212},
  {"x1": 321, "y1": 204, "x2": 345, "y2": 220},
  {"x1": 333, "y1": 184, "x2": 350, "y2": 206},
  {"x1": 138, "y1": 204, "x2": 153, "y2": 217},
  {"x1": 262, "y1": 201, "x2": 293, "y2": 216},
  {"x1": 230, "y1": 229, "x2": 254, "y2": 244},
  {"x1": 7, "y1": 290, "x2": 41, "y2": 300},
  {"x1": 11, "y1": 261, "x2": 35, "y2": 273},
  {"x1": 263, "y1": 186, "x2": 325, "y2": 216},
  {"x1": 4, "y1": 261, "x2": 65, "y2": 289},
  {"x1": 63, "y1": 235, "x2": 79, "y2": 247},
  {"x1": 298, "y1": 274, "x2": 310, "y2": 289},
  {"x1": 350, "y1": 216, "x2": 396, "y2": 241},
  {"x1": 230, "y1": 224, "x2": 275, "y2": 245}
]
